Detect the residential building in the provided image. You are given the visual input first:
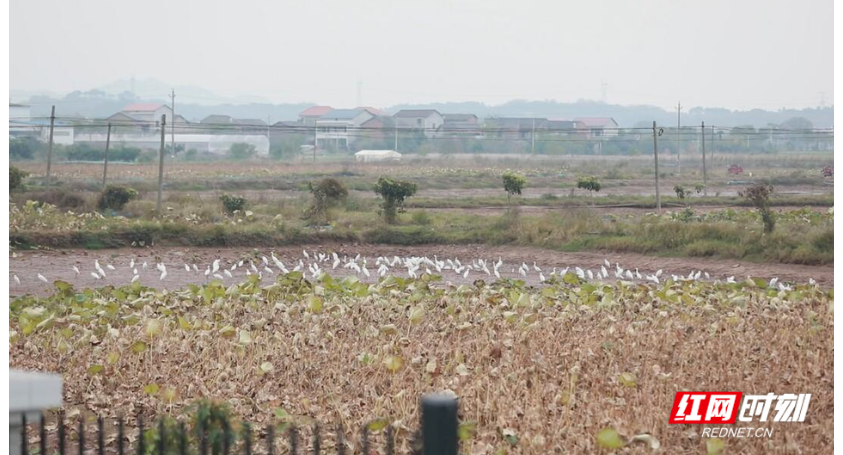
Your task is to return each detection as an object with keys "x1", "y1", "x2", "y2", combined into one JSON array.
[
  {"x1": 442, "y1": 113, "x2": 480, "y2": 134},
  {"x1": 299, "y1": 106, "x2": 334, "y2": 126},
  {"x1": 485, "y1": 117, "x2": 548, "y2": 139},
  {"x1": 315, "y1": 108, "x2": 375, "y2": 149},
  {"x1": 574, "y1": 117, "x2": 619, "y2": 138},
  {"x1": 393, "y1": 109, "x2": 444, "y2": 137},
  {"x1": 117, "y1": 103, "x2": 173, "y2": 123}
]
